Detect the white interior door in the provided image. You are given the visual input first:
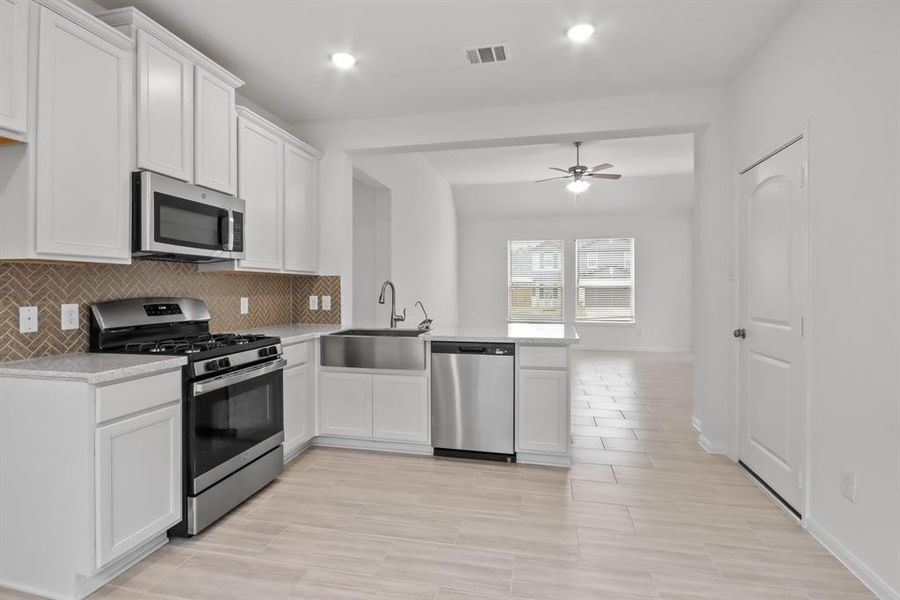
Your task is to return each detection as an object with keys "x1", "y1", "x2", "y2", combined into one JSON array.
[{"x1": 738, "y1": 137, "x2": 807, "y2": 514}]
